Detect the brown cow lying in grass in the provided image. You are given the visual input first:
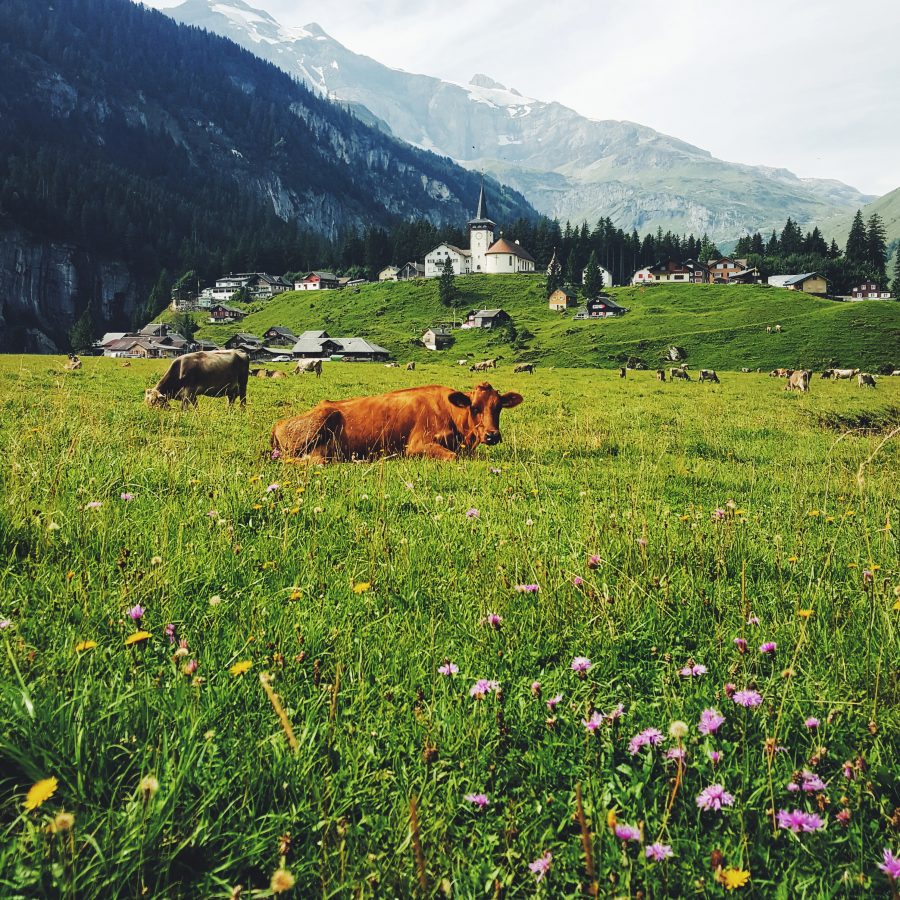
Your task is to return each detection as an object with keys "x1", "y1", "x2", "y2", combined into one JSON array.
[{"x1": 271, "y1": 383, "x2": 523, "y2": 463}]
